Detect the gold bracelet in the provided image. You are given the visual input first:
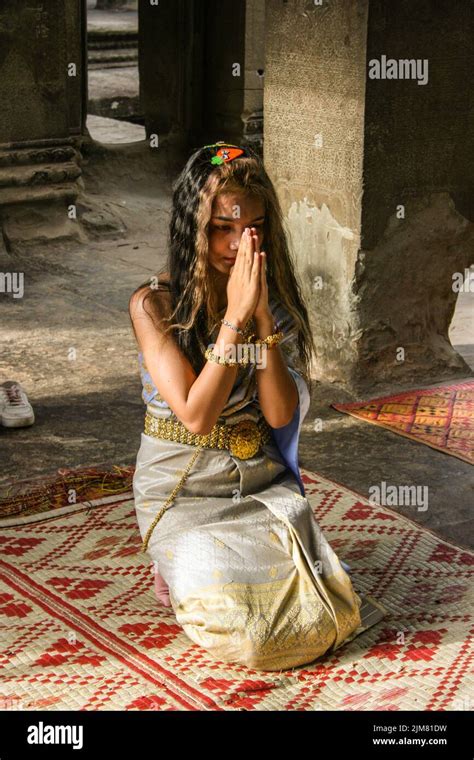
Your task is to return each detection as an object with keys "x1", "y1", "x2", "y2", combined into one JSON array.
[
  {"x1": 204, "y1": 346, "x2": 254, "y2": 367},
  {"x1": 253, "y1": 330, "x2": 284, "y2": 349}
]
